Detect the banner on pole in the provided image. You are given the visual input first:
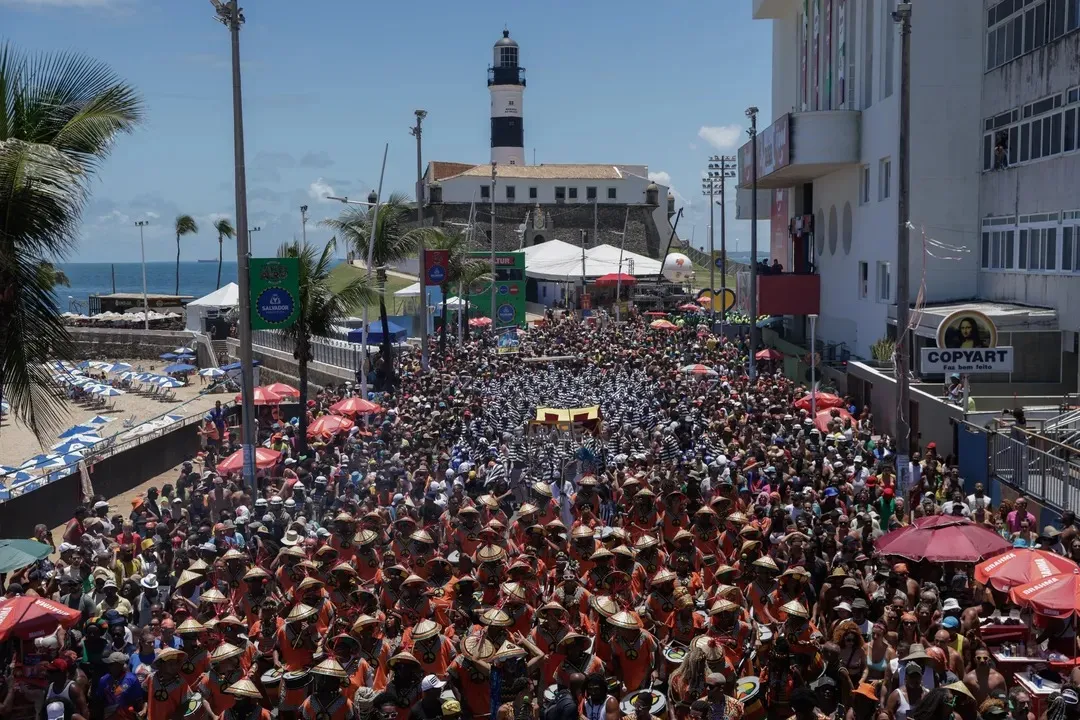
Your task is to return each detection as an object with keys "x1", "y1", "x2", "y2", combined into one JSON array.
[{"x1": 250, "y1": 257, "x2": 300, "y2": 330}]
